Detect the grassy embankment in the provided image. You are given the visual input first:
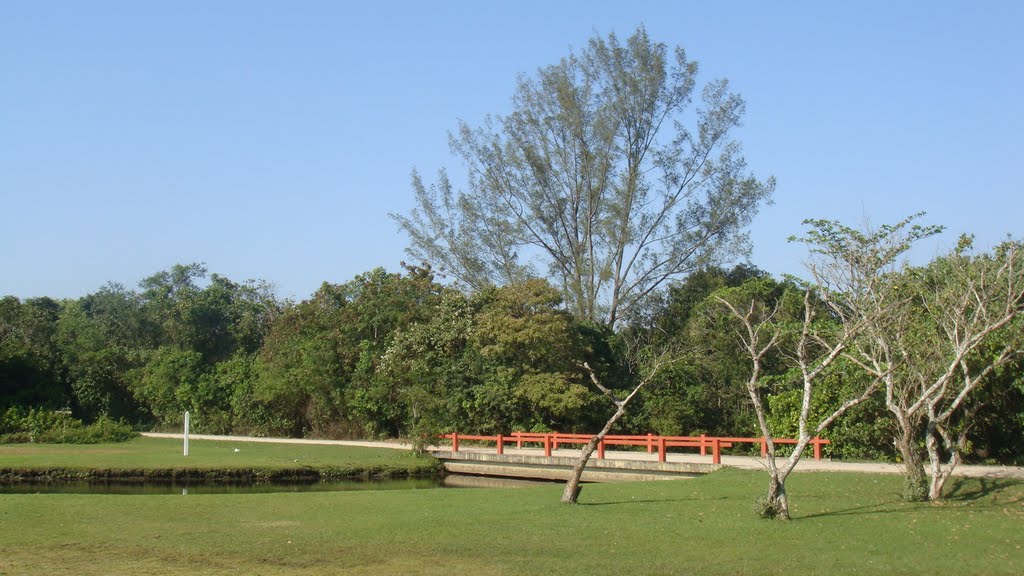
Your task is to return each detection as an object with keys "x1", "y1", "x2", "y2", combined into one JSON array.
[
  {"x1": 0, "y1": 436, "x2": 440, "y2": 481},
  {"x1": 1, "y1": 438, "x2": 1021, "y2": 576}
]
